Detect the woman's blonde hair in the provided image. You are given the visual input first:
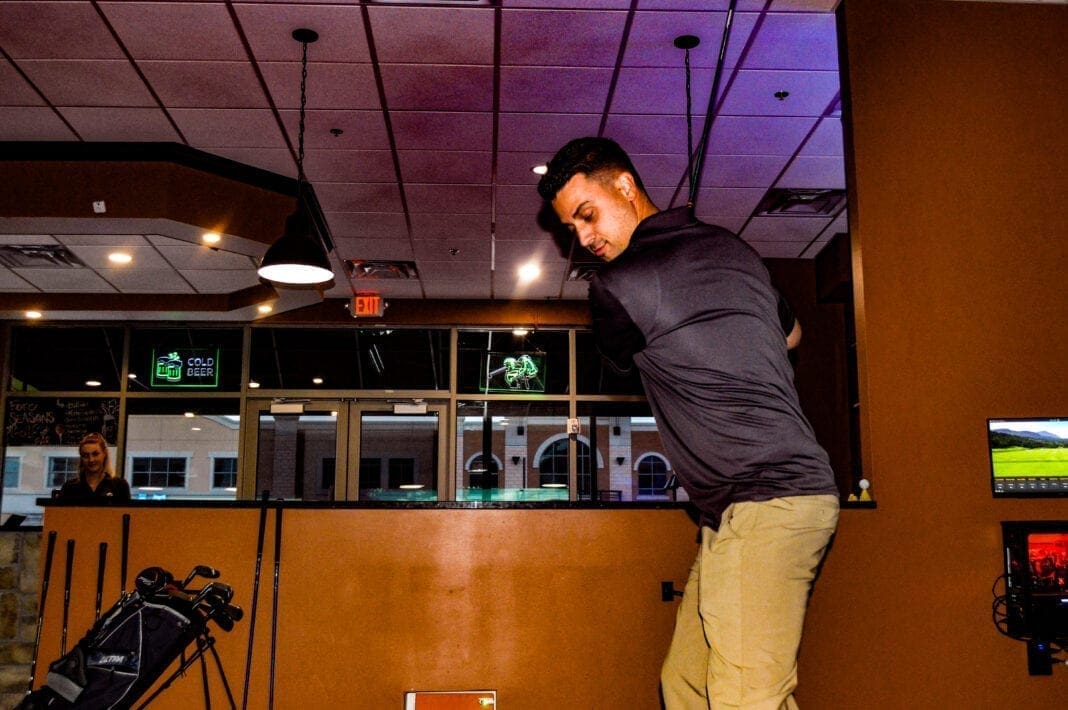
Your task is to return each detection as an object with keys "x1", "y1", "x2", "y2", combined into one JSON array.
[{"x1": 78, "y1": 432, "x2": 115, "y2": 479}]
